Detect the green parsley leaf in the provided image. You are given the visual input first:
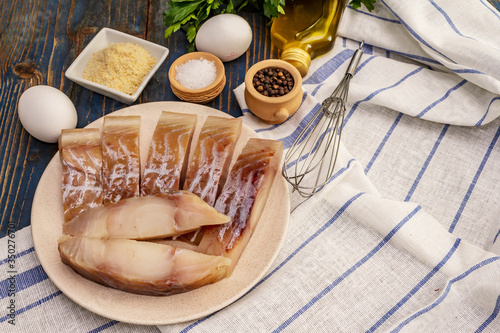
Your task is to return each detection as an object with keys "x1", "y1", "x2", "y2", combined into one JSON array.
[{"x1": 349, "y1": 0, "x2": 376, "y2": 11}]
